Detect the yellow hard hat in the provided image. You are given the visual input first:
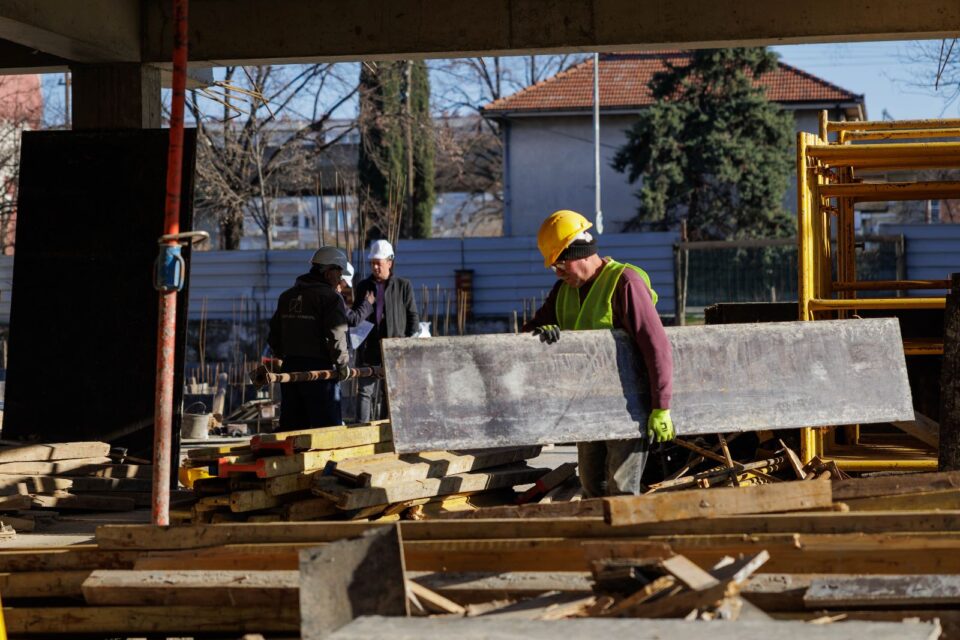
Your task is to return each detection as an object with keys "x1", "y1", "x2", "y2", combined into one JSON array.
[{"x1": 537, "y1": 210, "x2": 593, "y2": 268}]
